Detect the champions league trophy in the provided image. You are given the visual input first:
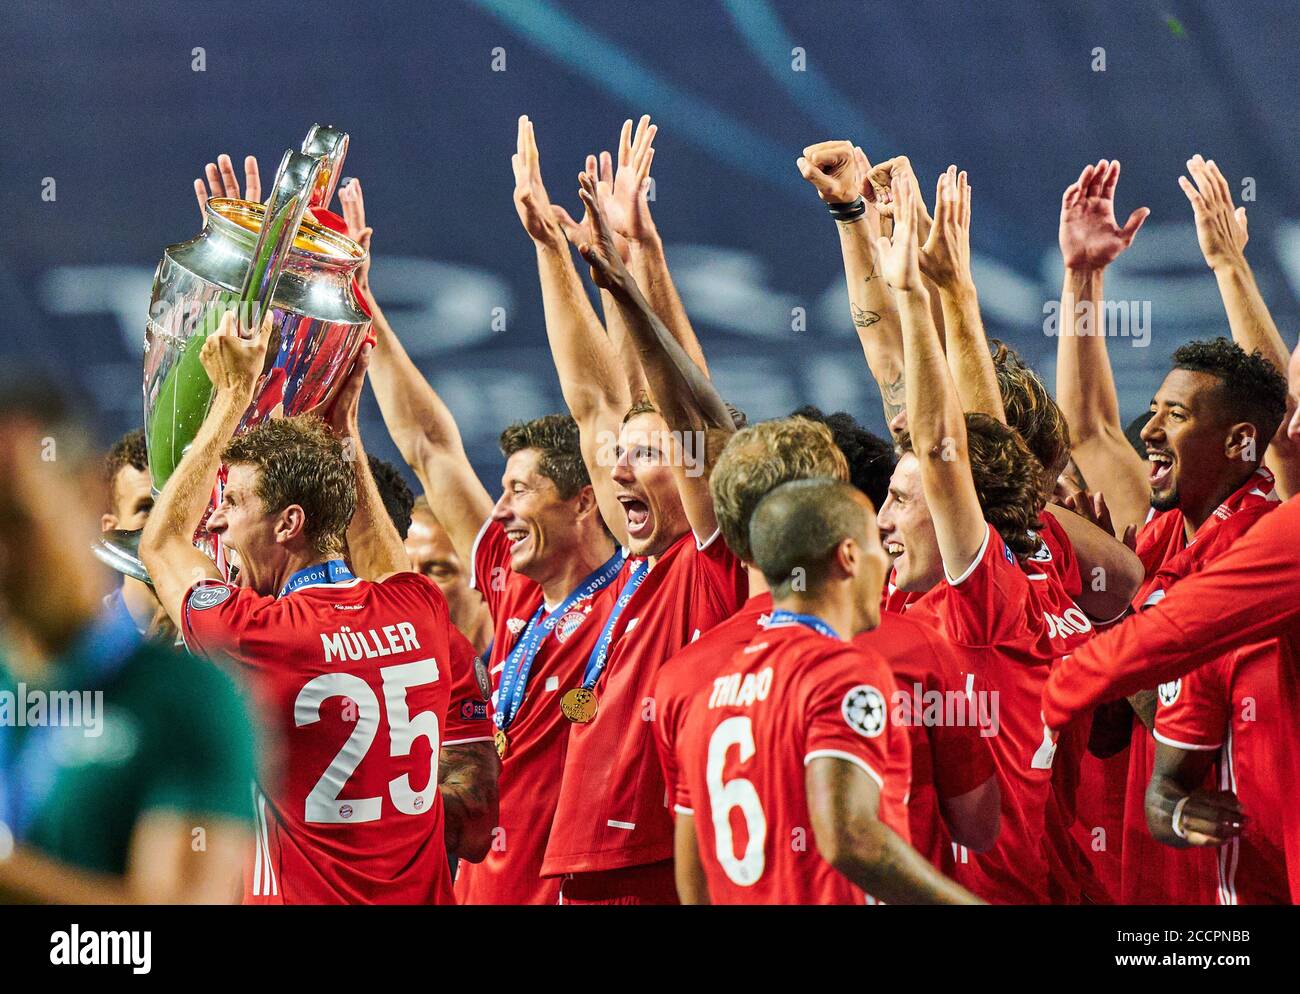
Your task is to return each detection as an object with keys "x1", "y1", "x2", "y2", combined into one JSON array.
[{"x1": 95, "y1": 124, "x2": 372, "y2": 583}]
